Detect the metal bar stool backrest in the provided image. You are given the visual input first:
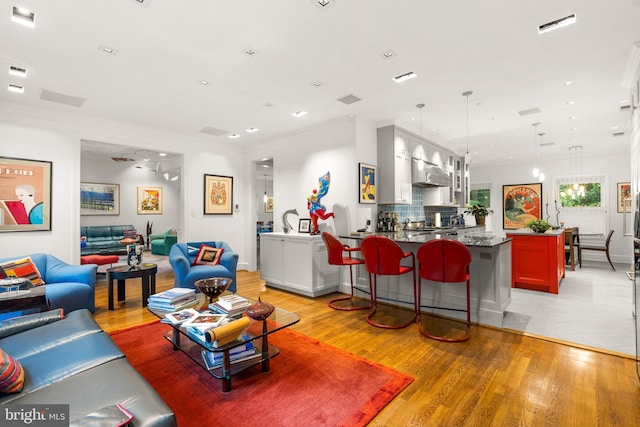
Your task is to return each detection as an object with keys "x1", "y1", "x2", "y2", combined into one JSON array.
[{"x1": 416, "y1": 239, "x2": 472, "y2": 342}]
